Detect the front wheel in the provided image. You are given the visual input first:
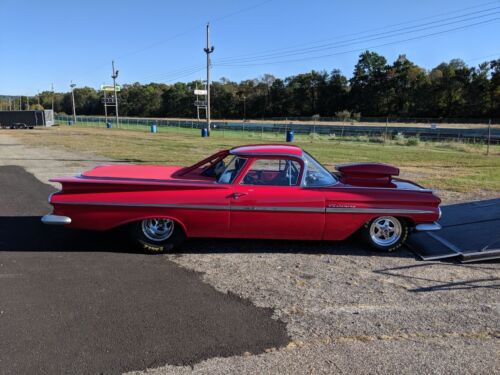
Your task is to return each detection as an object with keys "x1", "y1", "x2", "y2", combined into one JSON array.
[
  {"x1": 362, "y1": 216, "x2": 408, "y2": 252},
  {"x1": 129, "y1": 218, "x2": 185, "y2": 253}
]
